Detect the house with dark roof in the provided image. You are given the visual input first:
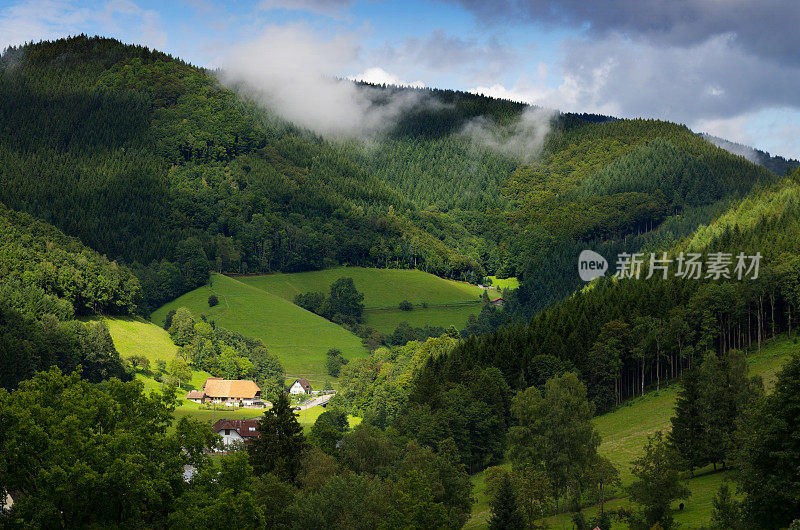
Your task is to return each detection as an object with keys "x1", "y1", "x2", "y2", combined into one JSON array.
[
  {"x1": 289, "y1": 378, "x2": 313, "y2": 395},
  {"x1": 212, "y1": 419, "x2": 260, "y2": 447}
]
